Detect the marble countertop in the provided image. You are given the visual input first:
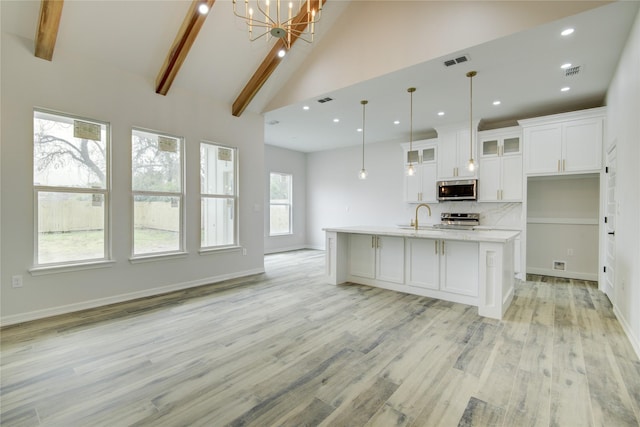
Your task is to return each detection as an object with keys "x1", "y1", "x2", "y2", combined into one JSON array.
[{"x1": 323, "y1": 225, "x2": 520, "y2": 243}]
